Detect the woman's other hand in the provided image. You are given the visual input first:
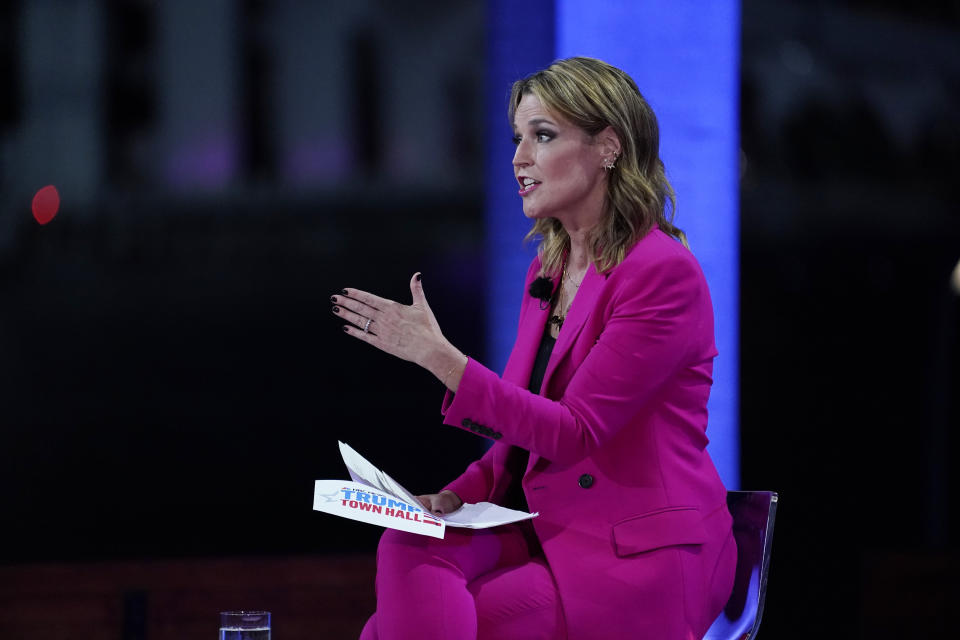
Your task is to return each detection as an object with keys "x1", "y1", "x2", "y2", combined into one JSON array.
[
  {"x1": 332, "y1": 273, "x2": 468, "y2": 390},
  {"x1": 417, "y1": 490, "x2": 464, "y2": 516}
]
